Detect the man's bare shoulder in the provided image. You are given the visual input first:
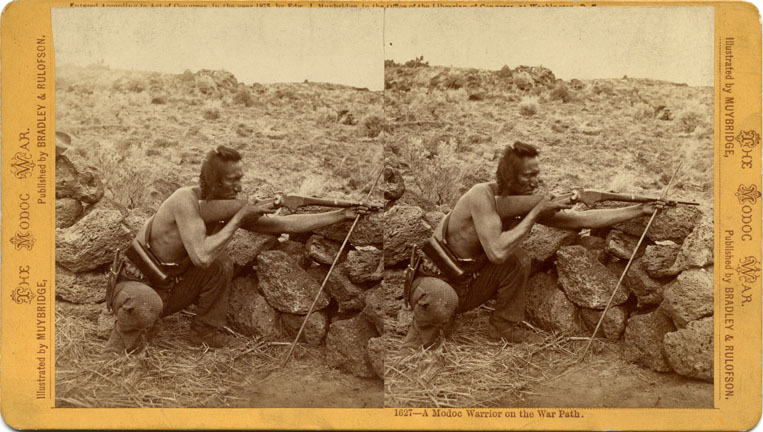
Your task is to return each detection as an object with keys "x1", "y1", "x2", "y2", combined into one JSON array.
[
  {"x1": 160, "y1": 186, "x2": 200, "y2": 215},
  {"x1": 462, "y1": 183, "x2": 497, "y2": 204}
]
